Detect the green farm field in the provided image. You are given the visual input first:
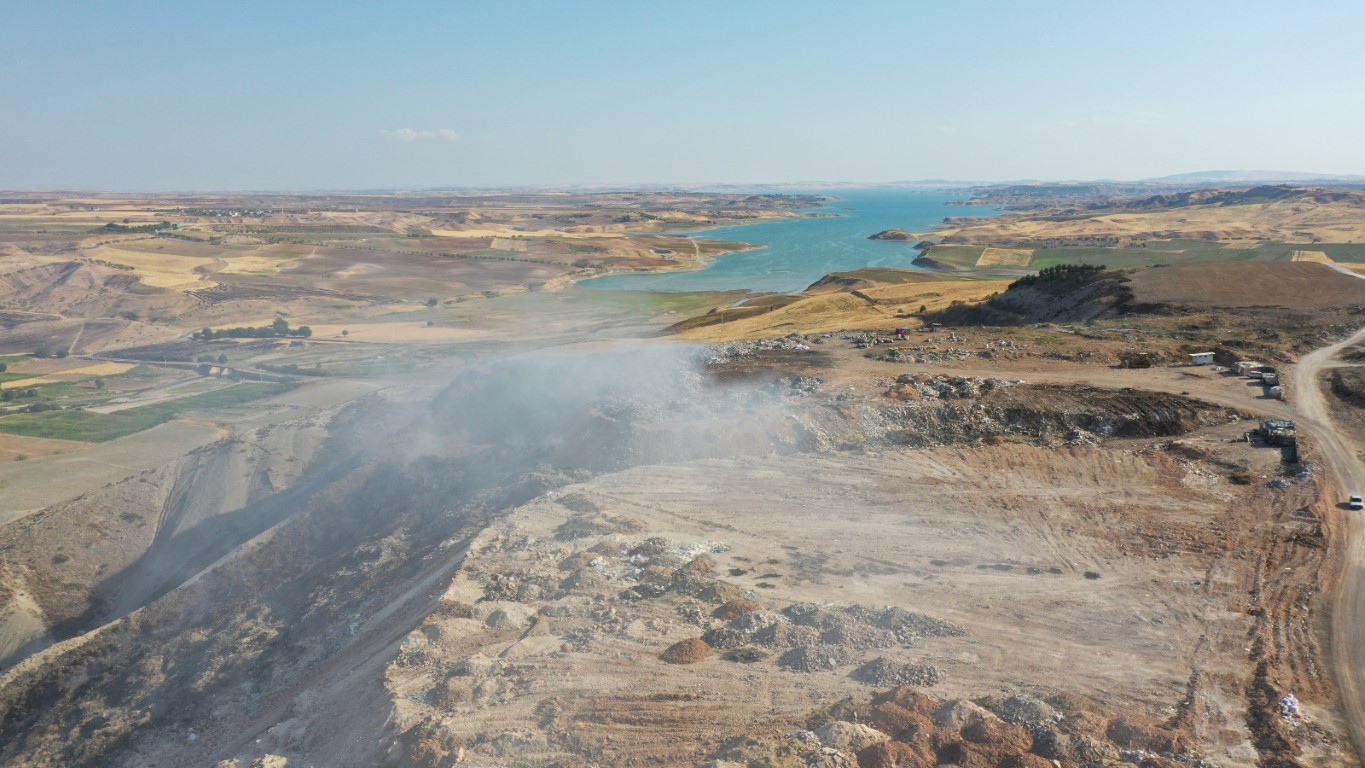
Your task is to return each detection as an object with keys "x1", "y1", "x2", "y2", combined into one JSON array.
[{"x1": 0, "y1": 382, "x2": 293, "y2": 442}]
